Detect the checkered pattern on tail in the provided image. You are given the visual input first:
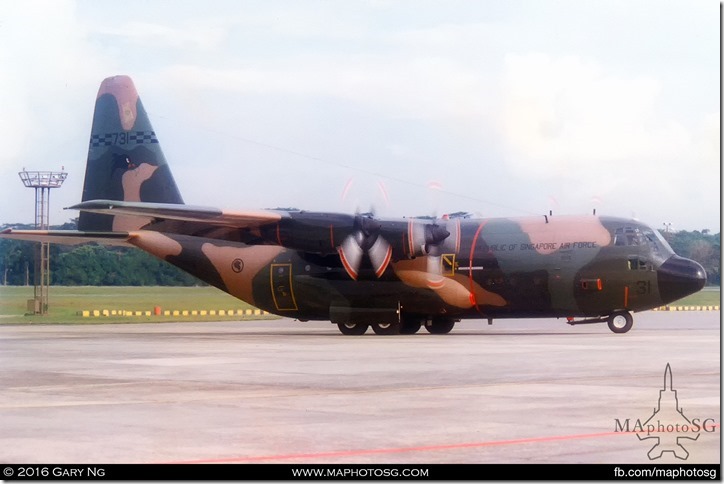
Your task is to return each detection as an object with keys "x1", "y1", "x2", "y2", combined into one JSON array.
[{"x1": 90, "y1": 131, "x2": 158, "y2": 148}]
